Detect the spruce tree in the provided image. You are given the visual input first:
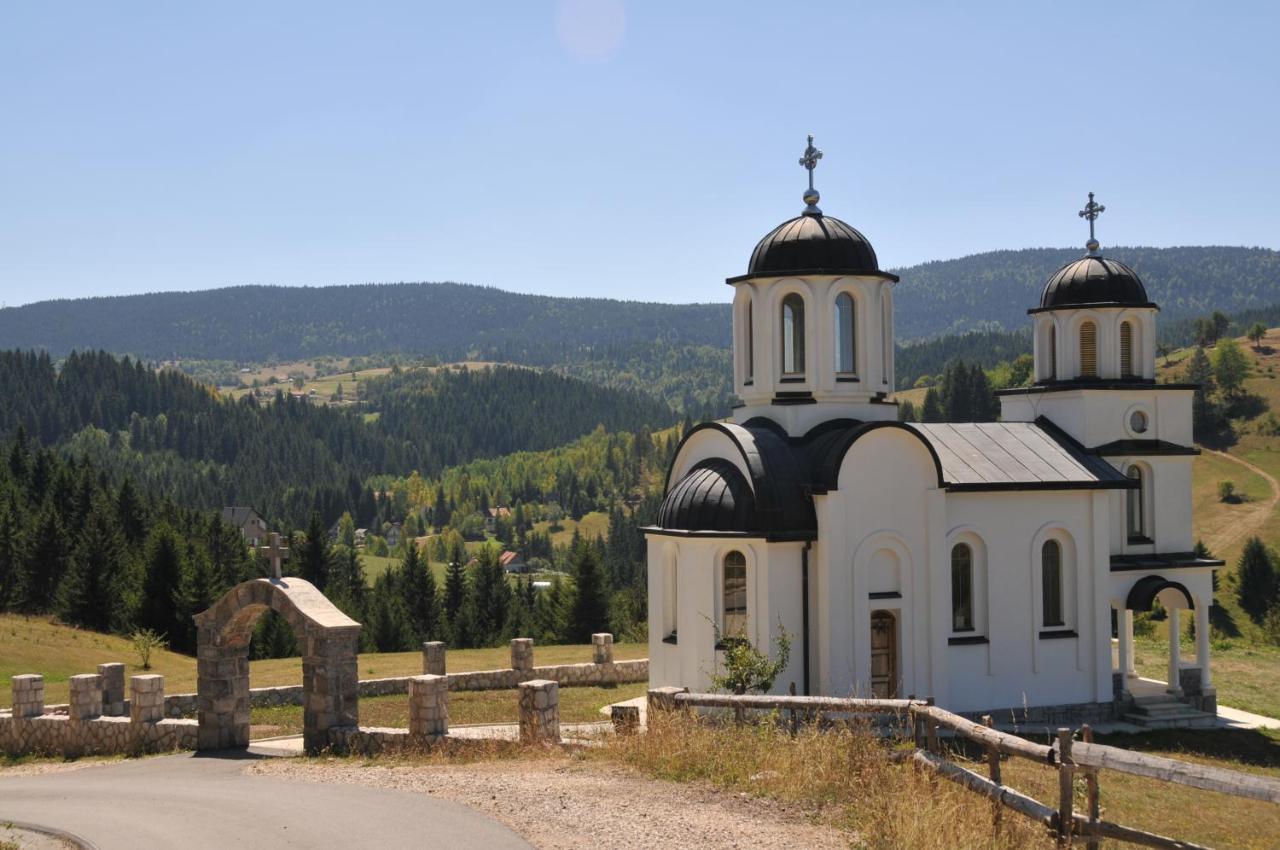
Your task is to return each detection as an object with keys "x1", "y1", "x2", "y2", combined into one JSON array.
[
  {"x1": 0, "y1": 503, "x2": 24, "y2": 611},
  {"x1": 567, "y1": 543, "x2": 610, "y2": 643},
  {"x1": 298, "y1": 512, "x2": 330, "y2": 590},
  {"x1": 22, "y1": 505, "x2": 67, "y2": 612},
  {"x1": 443, "y1": 553, "x2": 467, "y2": 632},
  {"x1": 921, "y1": 387, "x2": 944, "y2": 423},
  {"x1": 1237, "y1": 536, "x2": 1278, "y2": 623},
  {"x1": 136, "y1": 523, "x2": 189, "y2": 646},
  {"x1": 58, "y1": 497, "x2": 130, "y2": 632},
  {"x1": 401, "y1": 542, "x2": 442, "y2": 642},
  {"x1": 897, "y1": 400, "x2": 917, "y2": 422},
  {"x1": 461, "y1": 546, "x2": 510, "y2": 646},
  {"x1": 1185, "y1": 346, "x2": 1217, "y2": 439}
]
